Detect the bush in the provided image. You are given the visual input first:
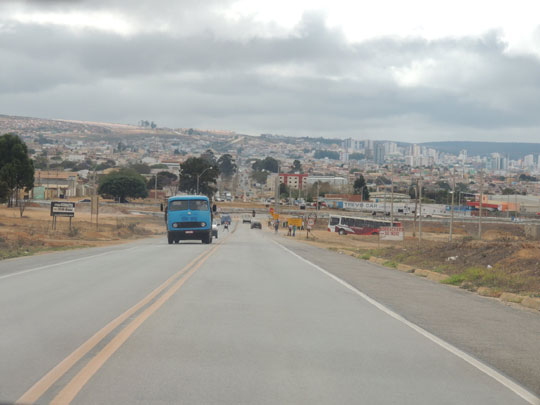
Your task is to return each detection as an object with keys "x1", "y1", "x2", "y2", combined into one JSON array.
[{"x1": 442, "y1": 266, "x2": 533, "y2": 293}]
